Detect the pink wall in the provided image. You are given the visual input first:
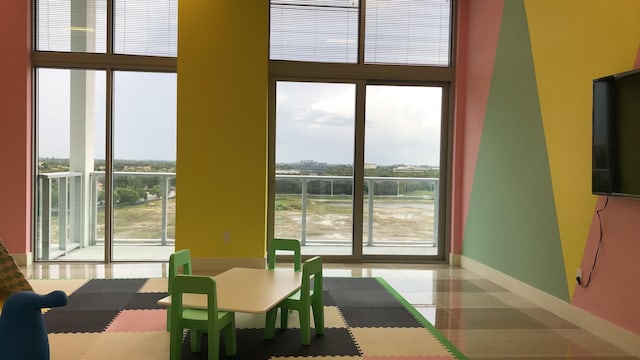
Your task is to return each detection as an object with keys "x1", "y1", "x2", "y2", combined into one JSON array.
[
  {"x1": 451, "y1": 0, "x2": 503, "y2": 254},
  {"x1": 573, "y1": 196, "x2": 640, "y2": 334},
  {"x1": 572, "y1": 55, "x2": 640, "y2": 335},
  {"x1": 0, "y1": 1, "x2": 32, "y2": 254}
]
